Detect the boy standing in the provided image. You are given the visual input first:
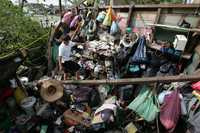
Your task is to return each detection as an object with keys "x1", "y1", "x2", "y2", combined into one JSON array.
[{"x1": 58, "y1": 35, "x2": 80, "y2": 80}]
